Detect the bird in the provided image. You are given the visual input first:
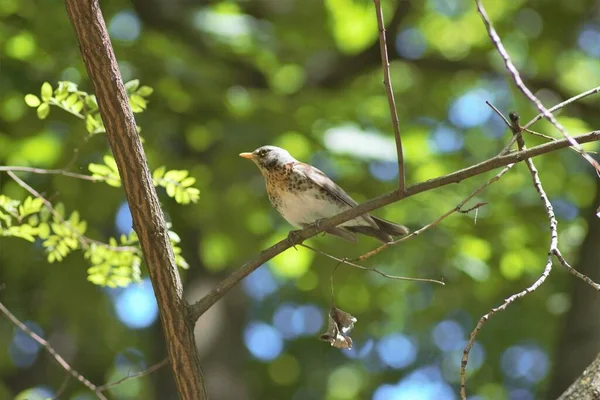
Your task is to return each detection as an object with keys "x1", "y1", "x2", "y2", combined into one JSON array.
[{"x1": 239, "y1": 145, "x2": 409, "y2": 243}]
